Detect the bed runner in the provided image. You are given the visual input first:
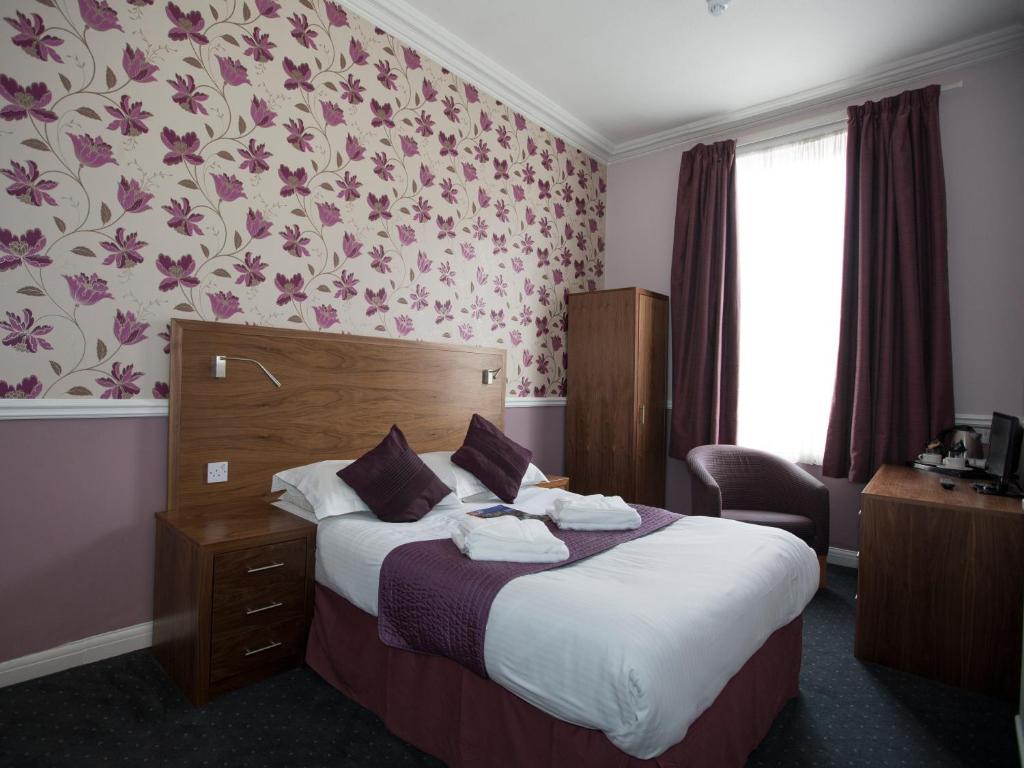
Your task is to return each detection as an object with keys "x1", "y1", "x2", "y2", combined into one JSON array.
[{"x1": 377, "y1": 504, "x2": 680, "y2": 679}]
